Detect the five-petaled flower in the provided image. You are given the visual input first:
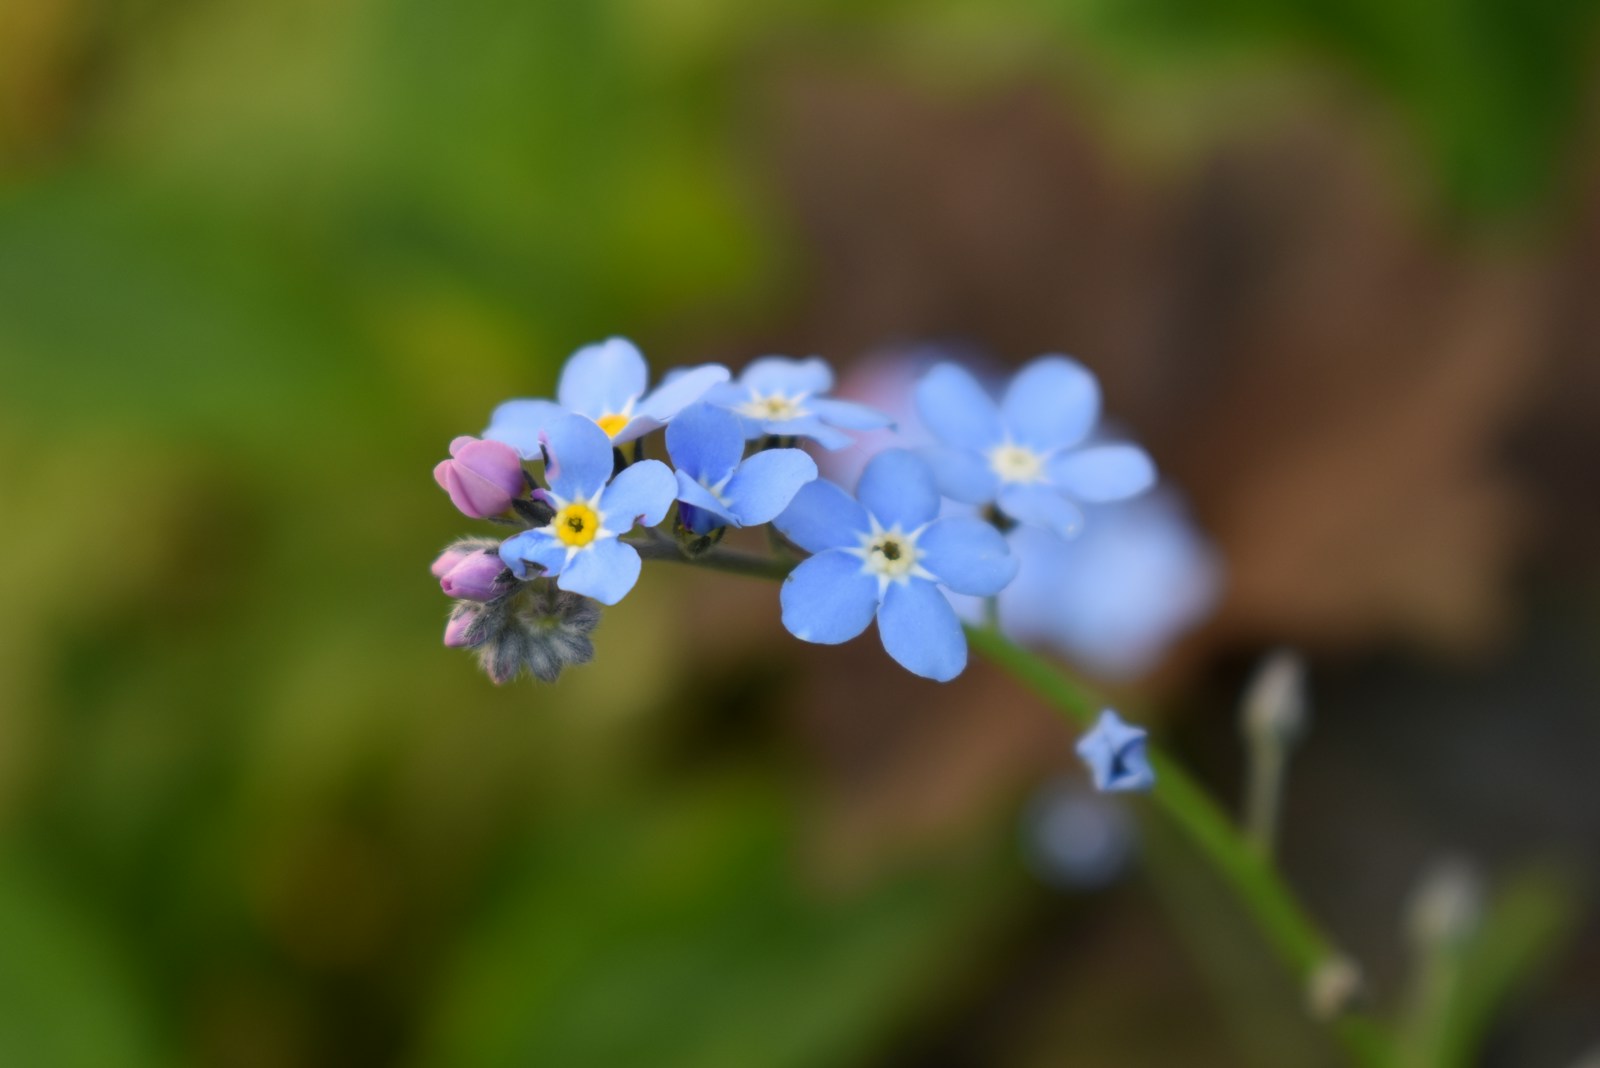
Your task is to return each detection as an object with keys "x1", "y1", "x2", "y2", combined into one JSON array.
[
  {"x1": 1076, "y1": 709, "x2": 1155, "y2": 792},
  {"x1": 666, "y1": 403, "x2": 818, "y2": 534},
  {"x1": 484, "y1": 337, "x2": 729, "y2": 454},
  {"x1": 497, "y1": 411, "x2": 676, "y2": 605},
  {"x1": 915, "y1": 357, "x2": 1156, "y2": 538},
  {"x1": 702, "y1": 356, "x2": 893, "y2": 450},
  {"x1": 773, "y1": 448, "x2": 1017, "y2": 681},
  {"x1": 433, "y1": 436, "x2": 525, "y2": 519}
]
